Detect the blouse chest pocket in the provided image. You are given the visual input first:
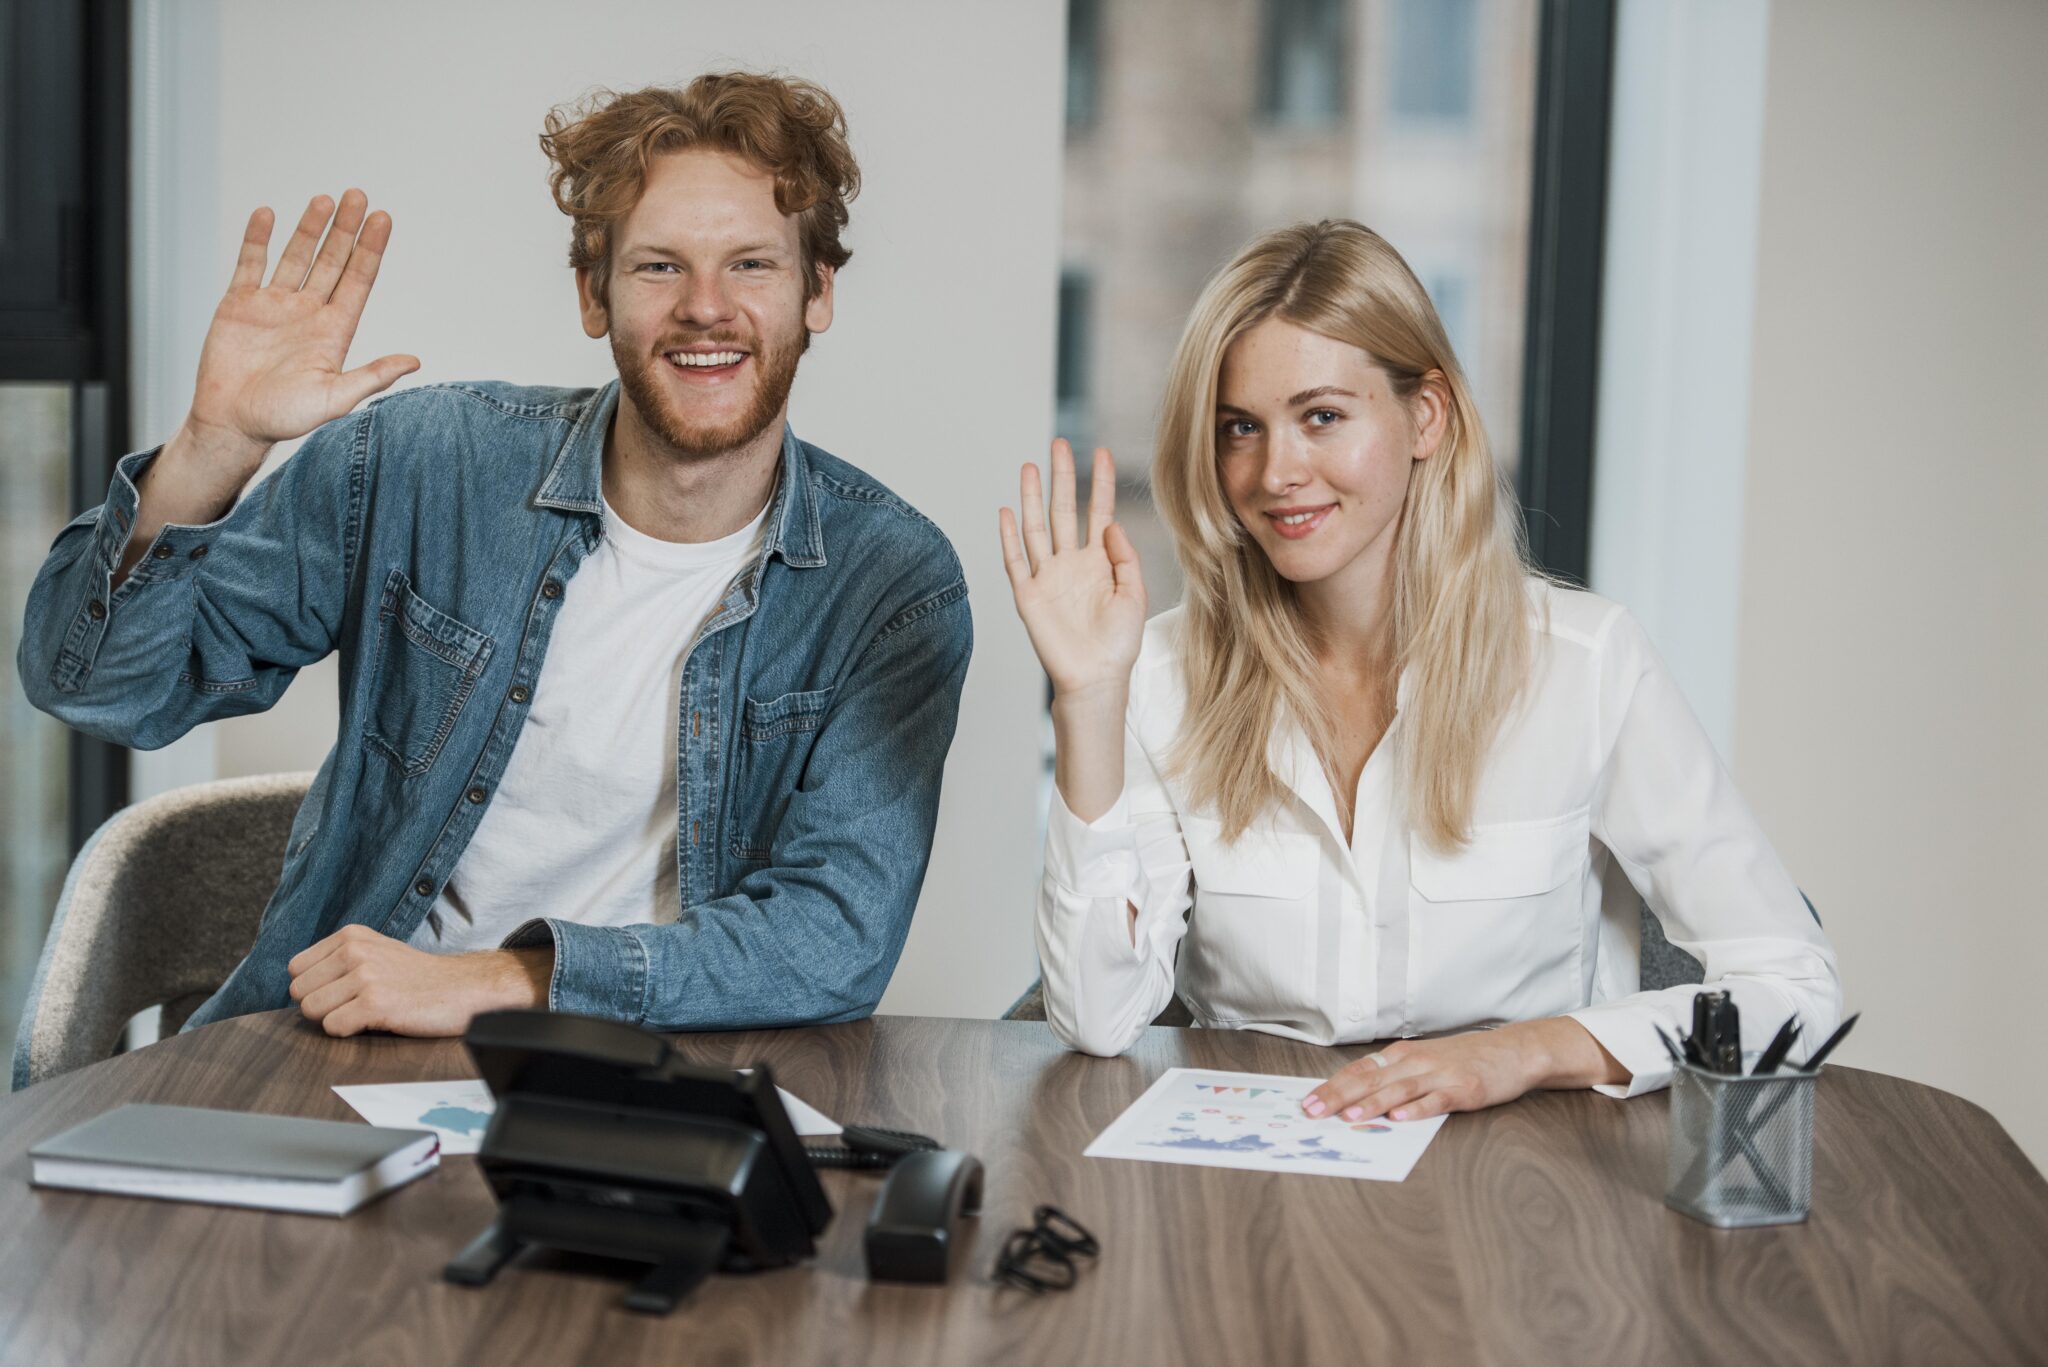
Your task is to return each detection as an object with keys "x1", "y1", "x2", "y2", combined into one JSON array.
[
  {"x1": 363, "y1": 569, "x2": 494, "y2": 779},
  {"x1": 1407, "y1": 807, "x2": 1590, "y2": 1029},
  {"x1": 1178, "y1": 820, "x2": 1319, "y2": 1024},
  {"x1": 728, "y1": 687, "x2": 834, "y2": 862}
]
